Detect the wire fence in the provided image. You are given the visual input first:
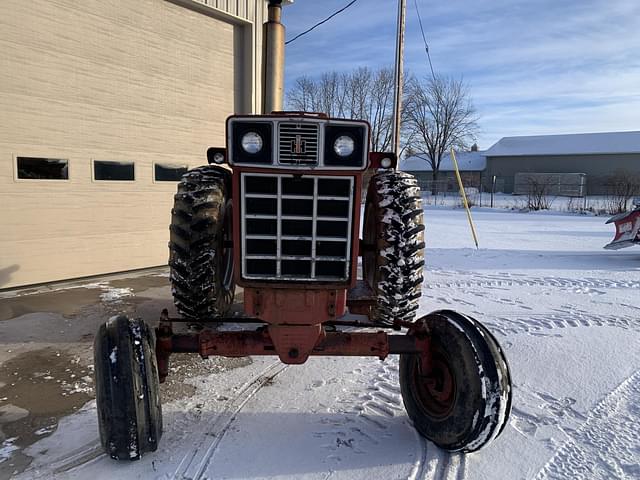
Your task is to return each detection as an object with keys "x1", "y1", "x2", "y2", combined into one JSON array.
[{"x1": 414, "y1": 175, "x2": 640, "y2": 214}]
